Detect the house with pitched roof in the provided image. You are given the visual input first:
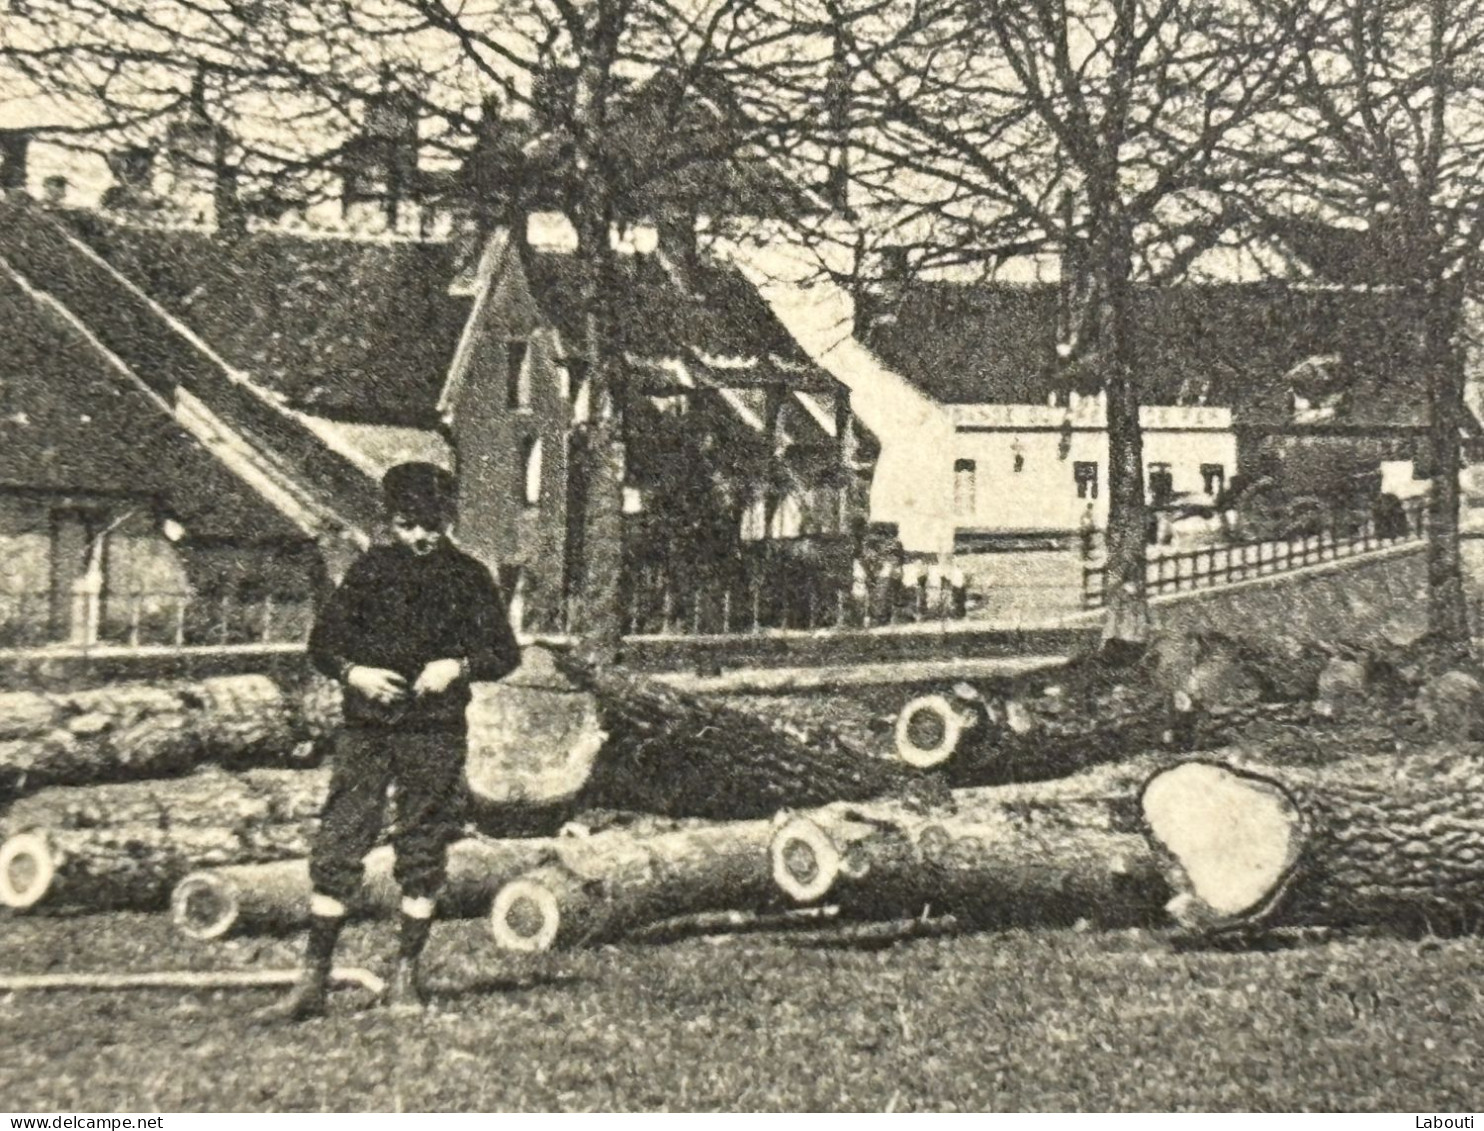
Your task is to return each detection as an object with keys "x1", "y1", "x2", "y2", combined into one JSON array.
[
  {"x1": 836, "y1": 273, "x2": 1455, "y2": 559},
  {"x1": 0, "y1": 182, "x2": 872, "y2": 642},
  {"x1": 0, "y1": 214, "x2": 328, "y2": 649}
]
